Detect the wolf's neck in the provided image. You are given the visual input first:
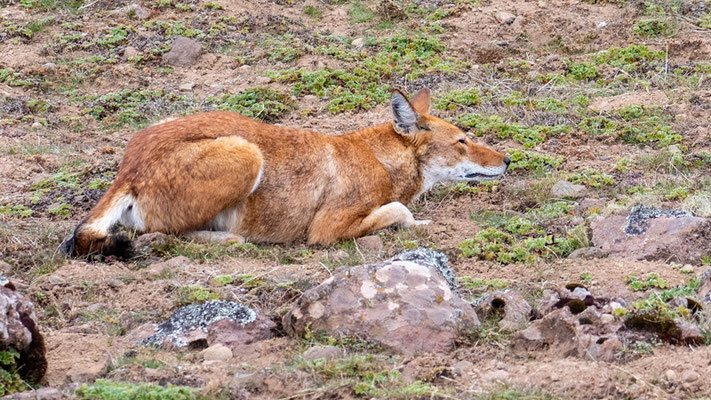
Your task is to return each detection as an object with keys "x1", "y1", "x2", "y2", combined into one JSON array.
[{"x1": 345, "y1": 122, "x2": 425, "y2": 203}]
